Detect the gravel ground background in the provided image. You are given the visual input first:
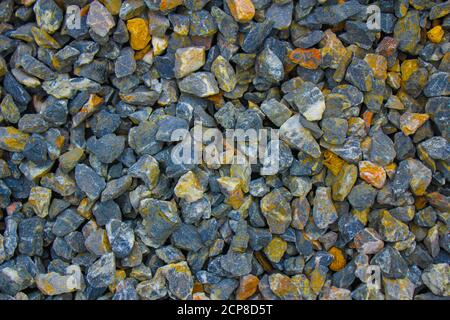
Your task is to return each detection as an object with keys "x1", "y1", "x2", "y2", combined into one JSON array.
[{"x1": 0, "y1": 0, "x2": 449, "y2": 300}]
